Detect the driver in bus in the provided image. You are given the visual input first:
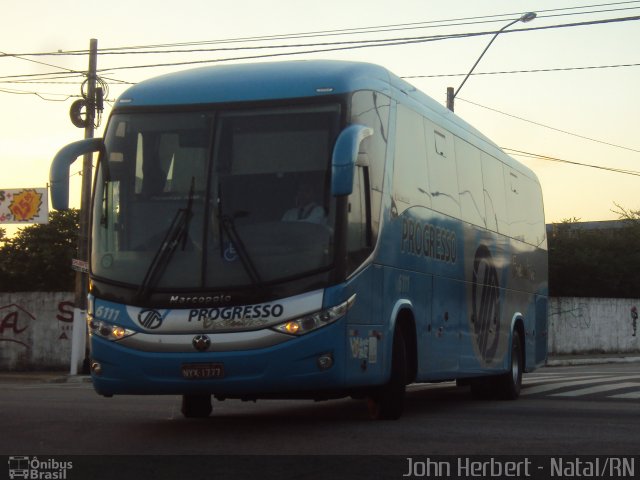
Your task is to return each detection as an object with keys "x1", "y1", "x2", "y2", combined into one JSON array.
[{"x1": 282, "y1": 182, "x2": 325, "y2": 224}]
